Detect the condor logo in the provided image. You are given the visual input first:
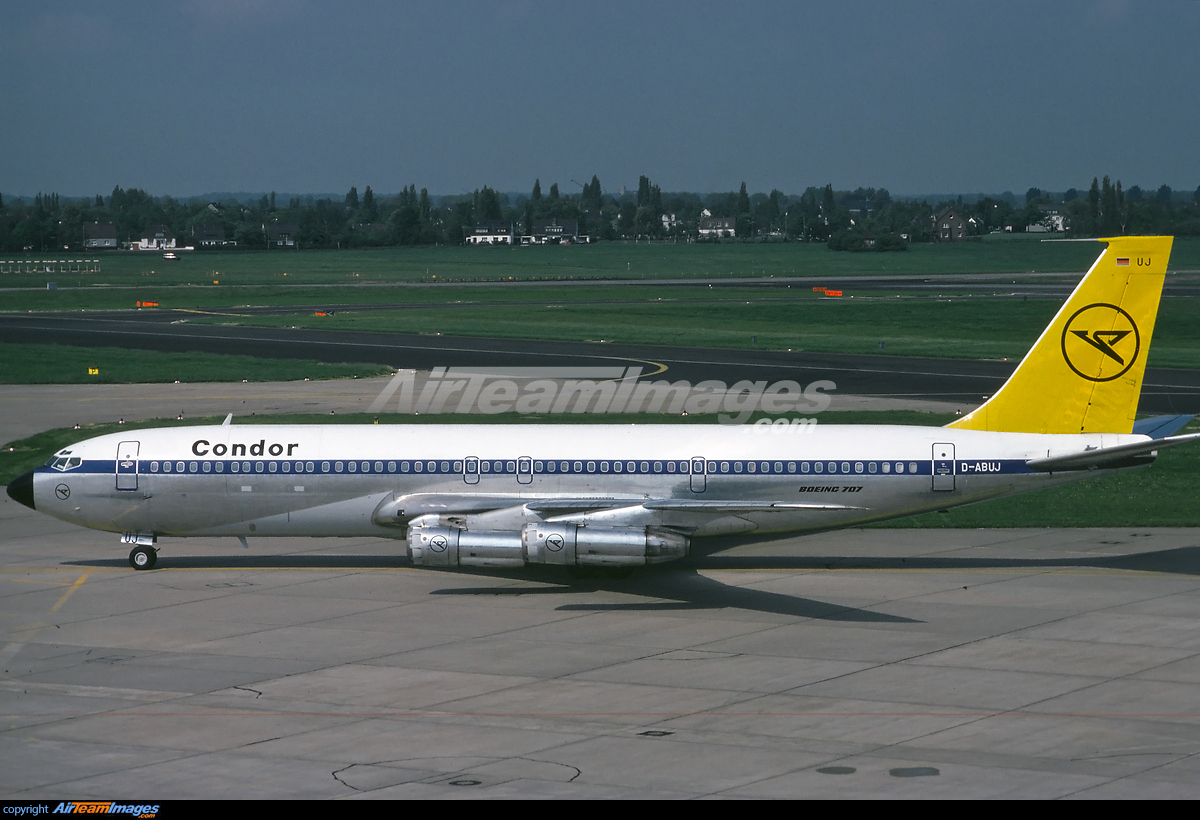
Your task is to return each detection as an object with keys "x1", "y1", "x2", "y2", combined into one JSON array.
[{"x1": 1060, "y1": 302, "x2": 1141, "y2": 382}]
